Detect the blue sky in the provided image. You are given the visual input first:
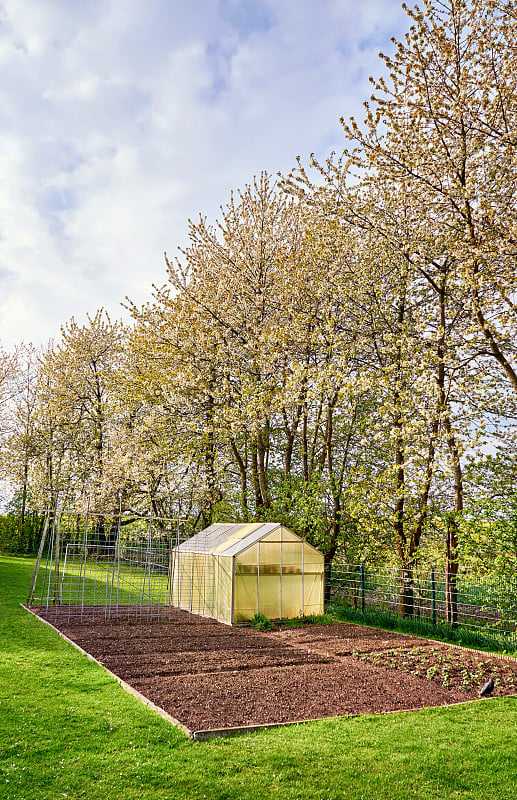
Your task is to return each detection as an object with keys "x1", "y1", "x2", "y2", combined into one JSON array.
[{"x1": 0, "y1": 0, "x2": 407, "y2": 346}]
